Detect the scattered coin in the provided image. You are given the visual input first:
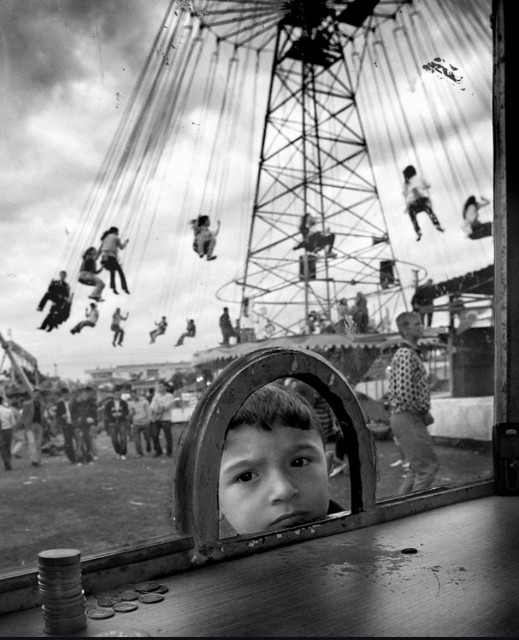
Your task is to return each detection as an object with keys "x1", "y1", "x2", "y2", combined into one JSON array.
[
  {"x1": 138, "y1": 593, "x2": 164, "y2": 604},
  {"x1": 97, "y1": 598, "x2": 118, "y2": 608},
  {"x1": 134, "y1": 582, "x2": 160, "y2": 593},
  {"x1": 119, "y1": 590, "x2": 140, "y2": 601},
  {"x1": 155, "y1": 584, "x2": 169, "y2": 594},
  {"x1": 87, "y1": 607, "x2": 116, "y2": 620},
  {"x1": 113, "y1": 601, "x2": 139, "y2": 613}
]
